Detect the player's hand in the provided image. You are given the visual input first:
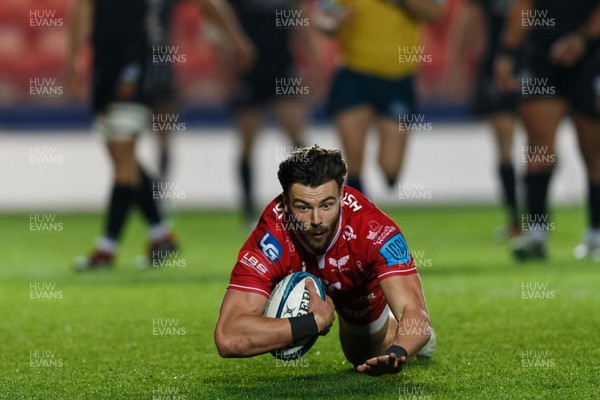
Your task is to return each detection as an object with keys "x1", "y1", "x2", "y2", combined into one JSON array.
[
  {"x1": 355, "y1": 351, "x2": 407, "y2": 376},
  {"x1": 315, "y1": 5, "x2": 353, "y2": 35},
  {"x1": 550, "y1": 33, "x2": 586, "y2": 67},
  {"x1": 493, "y1": 54, "x2": 518, "y2": 94},
  {"x1": 306, "y1": 279, "x2": 335, "y2": 335}
]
